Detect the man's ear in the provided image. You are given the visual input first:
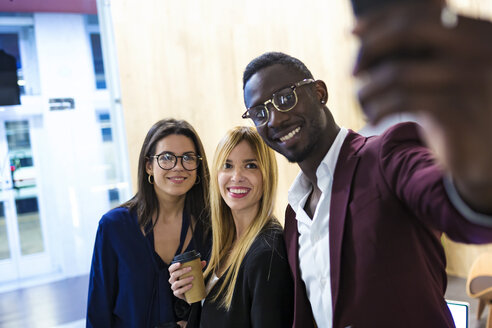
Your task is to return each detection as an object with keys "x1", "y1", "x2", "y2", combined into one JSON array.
[{"x1": 314, "y1": 80, "x2": 328, "y2": 104}]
